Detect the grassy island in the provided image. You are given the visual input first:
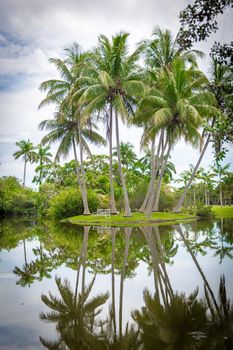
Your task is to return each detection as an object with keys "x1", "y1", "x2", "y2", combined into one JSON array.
[{"x1": 66, "y1": 211, "x2": 197, "y2": 227}]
